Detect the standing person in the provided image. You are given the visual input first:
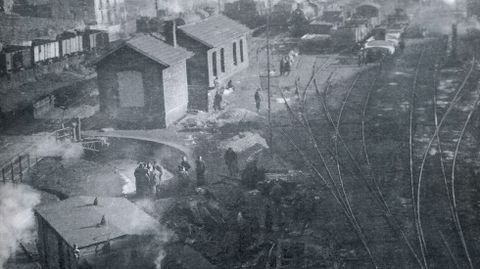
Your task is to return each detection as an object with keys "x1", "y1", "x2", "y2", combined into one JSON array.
[
  {"x1": 254, "y1": 89, "x2": 261, "y2": 113},
  {"x1": 153, "y1": 164, "x2": 163, "y2": 196},
  {"x1": 227, "y1": 80, "x2": 234, "y2": 91},
  {"x1": 358, "y1": 49, "x2": 363, "y2": 66},
  {"x1": 195, "y1": 156, "x2": 206, "y2": 186},
  {"x1": 279, "y1": 57, "x2": 285, "y2": 76},
  {"x1": 283, "y1": 56, "x2": 291, "y2": 76},
  {"x1": 213, "y1": 91, "x2": 222, "y2": 111},
  {"x1": 149, "y1": 165, "x2": 161, "y2": 196},
  {"x1": 264, "y1": 203, "x2": 273, "y2": 233},
  {"x1": 134, "y1": 163, "x2": 147, "y2": 196},
  {"x1": 214, "y1": 76, "x2": 220, "y2": 89},
  {"x1": 224, "y1": 147, "x2": 238, "y2": 177}
]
